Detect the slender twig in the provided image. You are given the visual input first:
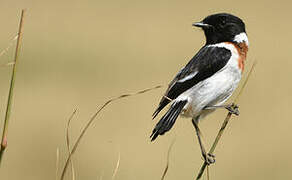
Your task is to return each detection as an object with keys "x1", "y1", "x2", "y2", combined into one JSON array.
[
  {"x1": 0, "y1": 9, "x2": 26, "y2": 165},
  {"x1": 66, "y1": 109, "x2": 77, "y2": 180},
  {"x1": 60, "y1": 85, "x2": 163, "y2": 180},
  {"x1": 112, "y1": 151, "x2": 121, "y2": 180},
  {"x1": 161, "y1": 139, "x2": 175, "y2": 180},
  {"x1": 196, "y1": 112, "x2": 232, "y2": 180},
  {"x1": 56, "y1": 148, "x2": 60, "y2": 180},
  {"x1": 206, "y1": 165, "x2": 210, "y2": 180},
  {"x1": 195, "y1": 61, "x2": 257, "y2": 180}
]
